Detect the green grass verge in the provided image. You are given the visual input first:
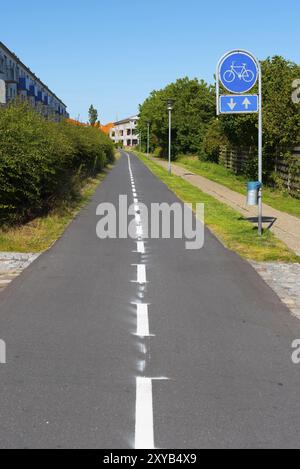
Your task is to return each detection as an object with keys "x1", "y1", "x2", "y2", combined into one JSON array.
[
  {"x1": 0, "y1": 167, "x2": 112, "y2": 253},
  {"x1": 174, "y1": 156, "x2": 300, "y2": 219},
  {"x1": 136, "y1": 153, "x2": 300, "y2": 263}
]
